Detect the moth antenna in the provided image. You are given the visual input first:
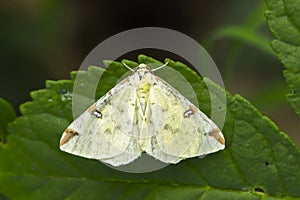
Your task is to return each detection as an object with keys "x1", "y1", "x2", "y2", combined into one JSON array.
[
  {"x1": 122, "y1": 61, "x2": 134, "y2": 72},
  {"x1": 152, "y1": 60, "x2": 170, "y2": 72}
]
